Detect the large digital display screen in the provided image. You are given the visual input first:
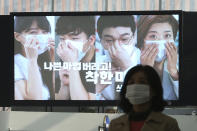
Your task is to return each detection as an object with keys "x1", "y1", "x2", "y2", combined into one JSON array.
[{"x1": 13, "y1": 11, "x2": 181, "y2": 106}]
